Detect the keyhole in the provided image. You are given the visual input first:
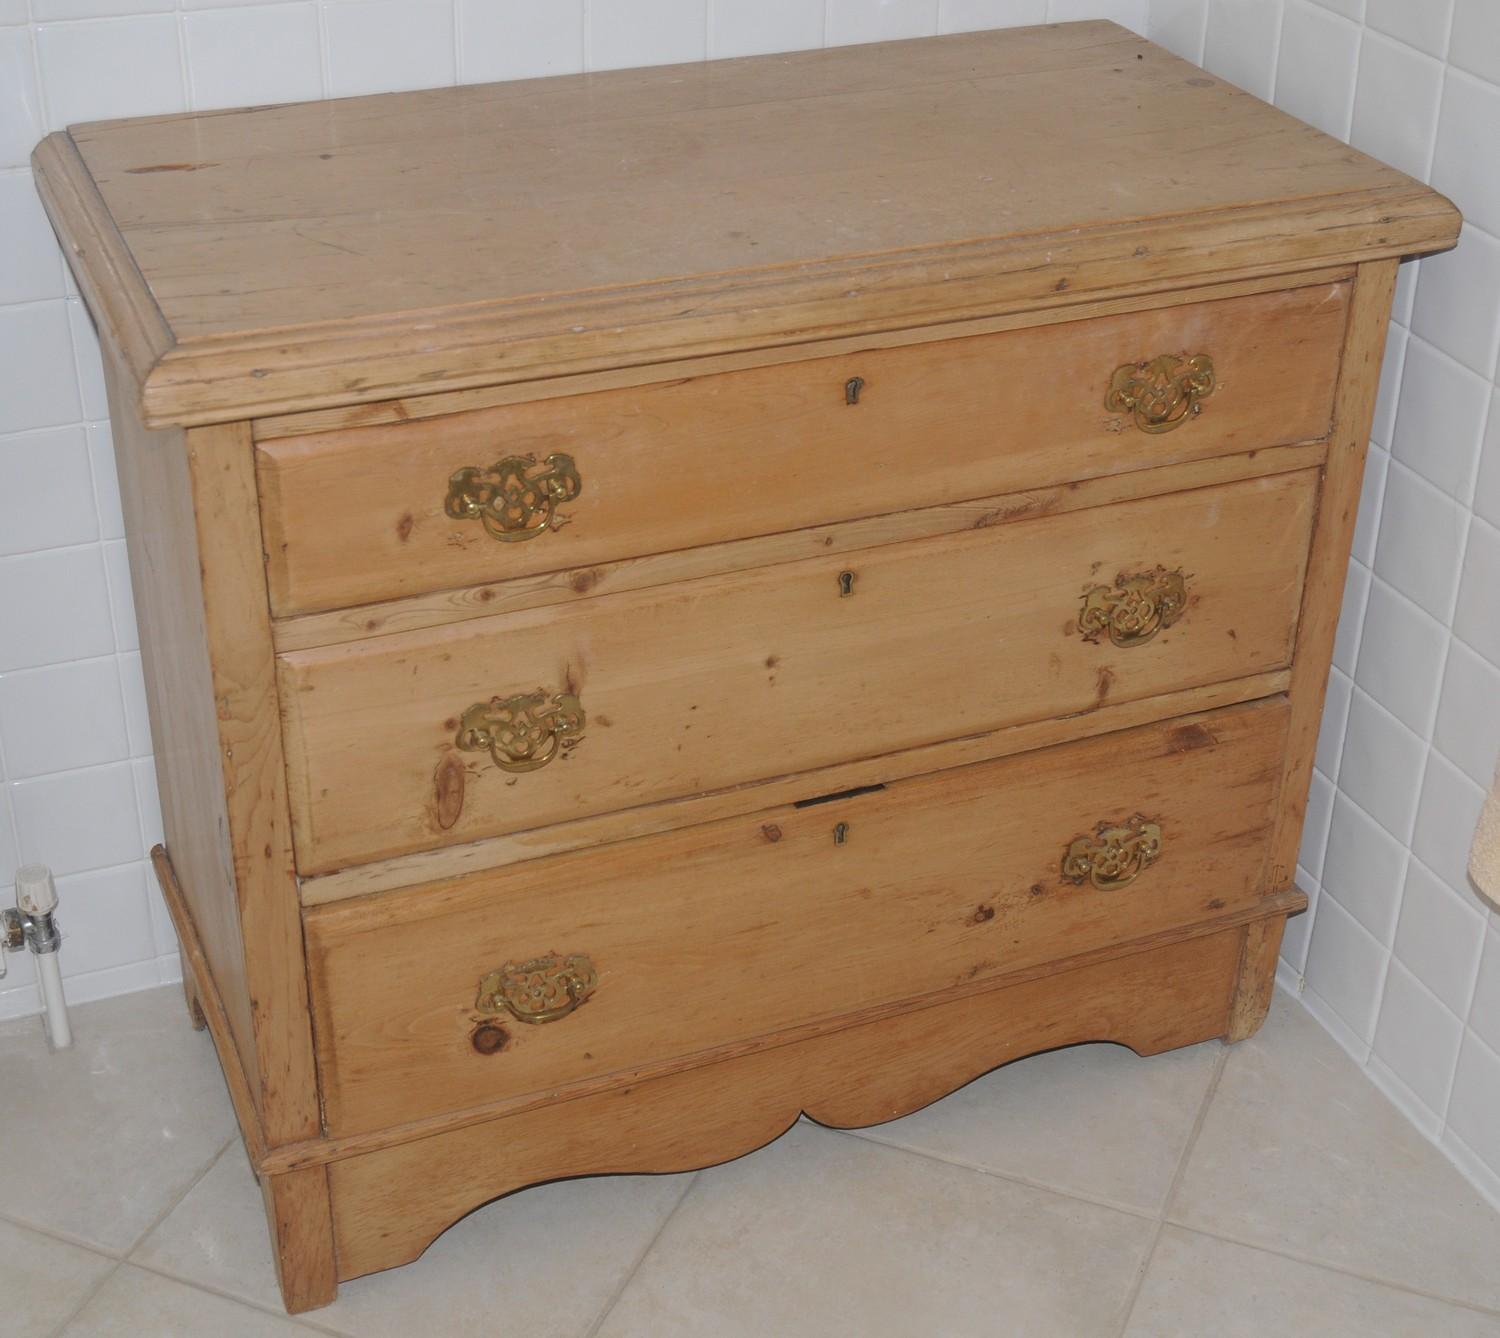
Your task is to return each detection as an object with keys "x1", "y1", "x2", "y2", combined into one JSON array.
[
  {"x1": 844, "y1": 376, "x2": 865, "y2": 406},
  {"x1": 838, "y1": 570, "x2": 855, "y2": 597},
  {"x1": 833, "y1": 822, "x2": 850, "y2": 846}
]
